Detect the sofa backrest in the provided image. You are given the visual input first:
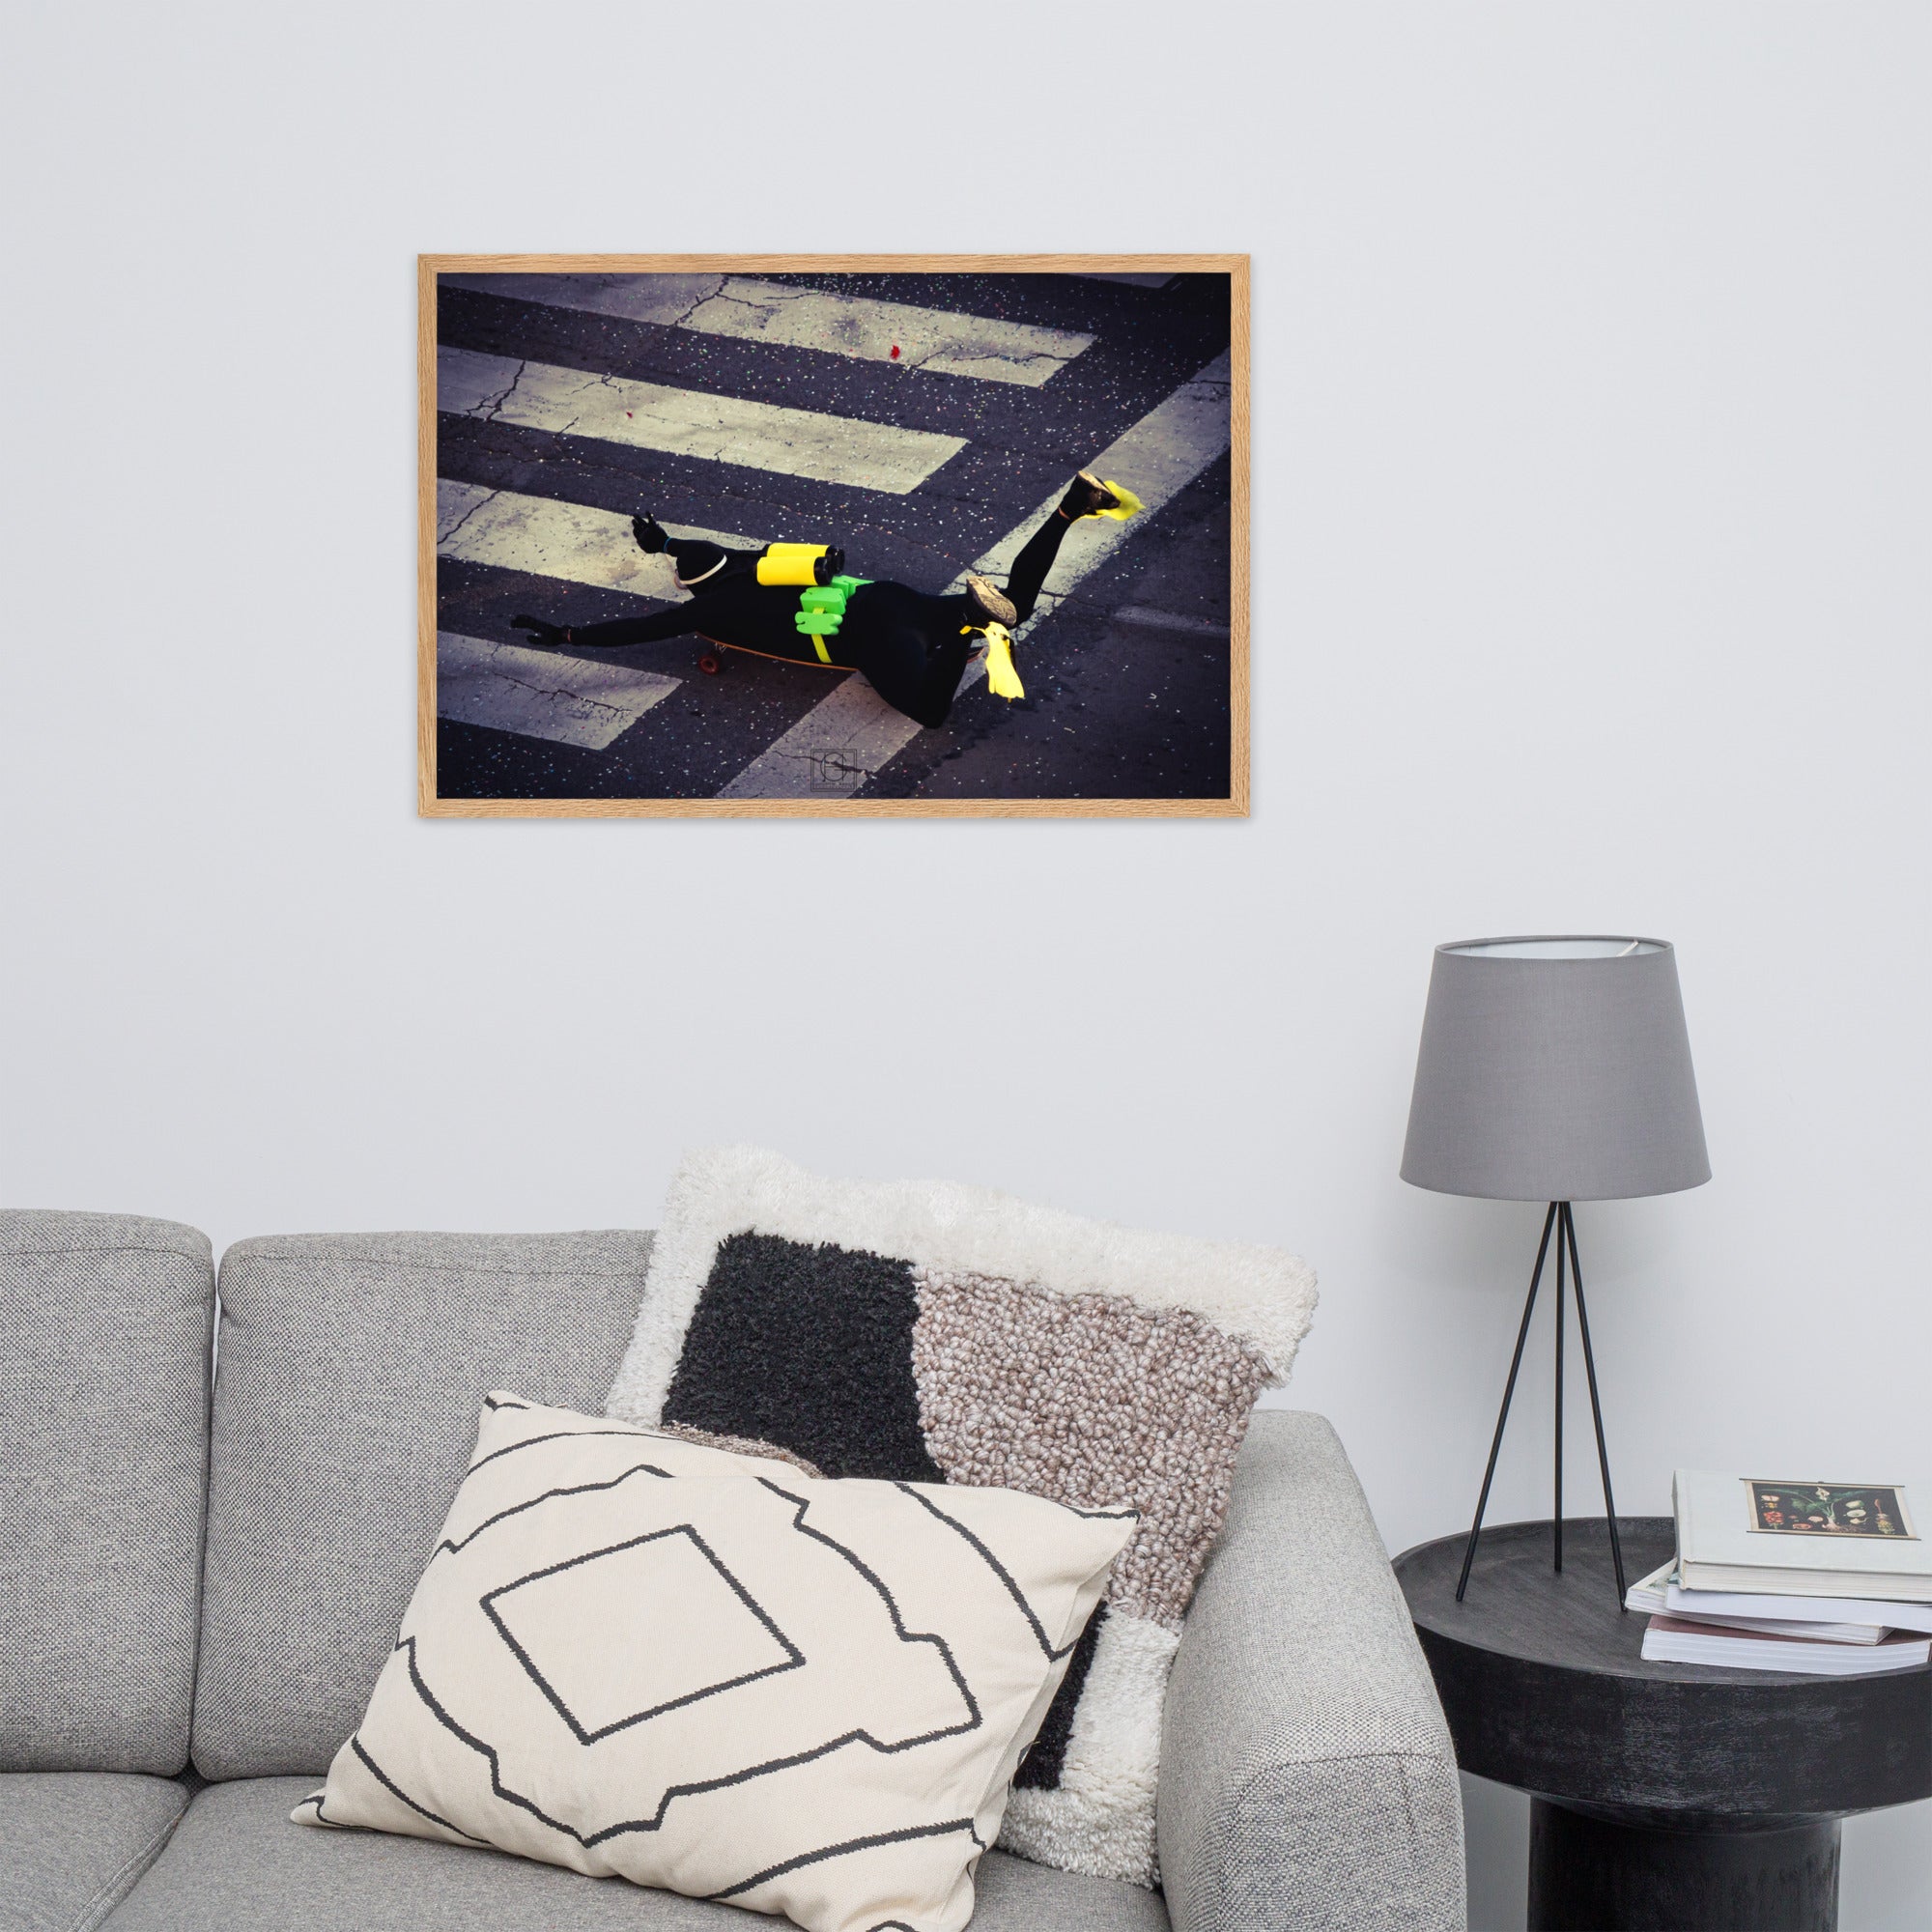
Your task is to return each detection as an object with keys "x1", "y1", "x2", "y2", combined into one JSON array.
[
  {"x1": 0, "y1": 1210, "x2": 215, "y2": 1774},
  {"x1": 191, "y1": 1230, "x2": 655, "y2": 1778}
]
